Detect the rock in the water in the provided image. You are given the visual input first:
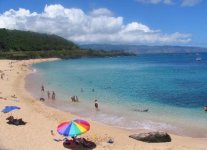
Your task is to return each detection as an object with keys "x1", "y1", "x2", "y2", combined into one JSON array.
[{"x1": 129, "y1": 132, "x2": 171, "y2": 143}]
